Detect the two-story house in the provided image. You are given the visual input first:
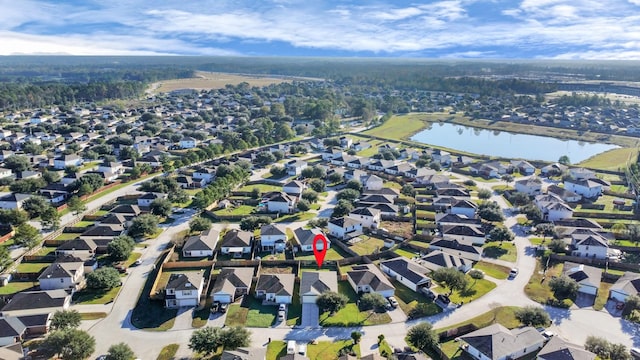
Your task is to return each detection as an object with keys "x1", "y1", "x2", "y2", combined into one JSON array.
[{"x1": 164, "y1": 272, "x2": 205, "y2": 309}]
